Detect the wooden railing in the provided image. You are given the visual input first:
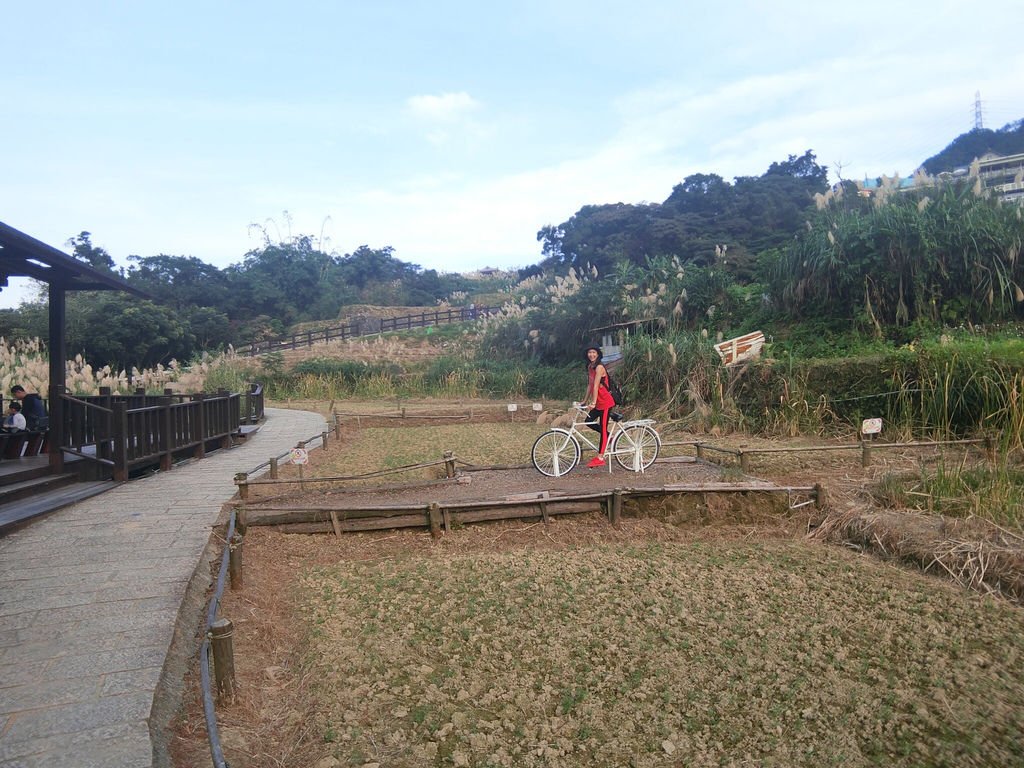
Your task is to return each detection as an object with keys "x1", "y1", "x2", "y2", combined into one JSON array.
[
  {"x1": 58, "y1": 383, "x2": 265, "y2": 482},
  {"x1": 241, "y1": 305, "x2": 499, "y2": 356}
]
